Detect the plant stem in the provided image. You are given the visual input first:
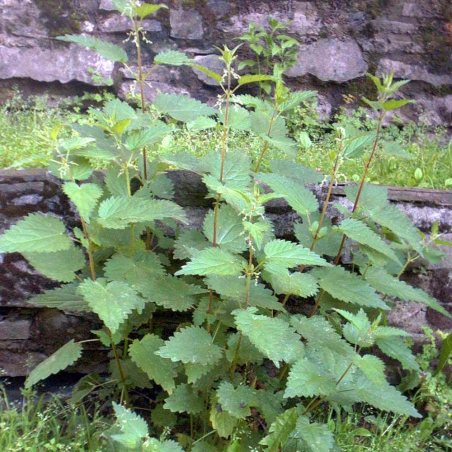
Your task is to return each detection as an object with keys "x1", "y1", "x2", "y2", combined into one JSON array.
[
  {"x1": 254, "y1": 104, "x2": 278, "y2": 173},
  {"x1": 309, "y1": 112, "x2": 385, "y2": 317},
  {"x1": 299, "y1": 150, "x2": 342, "y2": 274}
]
